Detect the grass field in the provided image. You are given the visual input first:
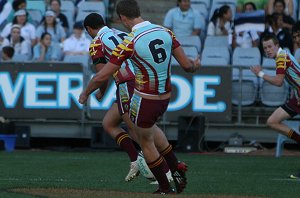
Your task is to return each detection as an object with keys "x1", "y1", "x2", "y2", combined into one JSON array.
[{"x1": 0, "y1": 150, "x2": 300, "y2": 198}]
